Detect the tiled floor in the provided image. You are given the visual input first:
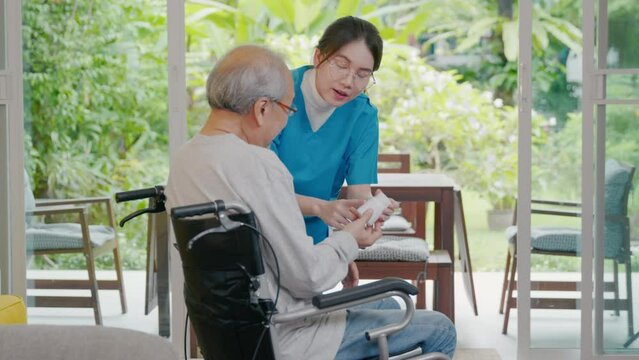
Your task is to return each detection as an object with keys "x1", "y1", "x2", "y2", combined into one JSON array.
[{"x1": 26, "y1": 270, "x2": 639, "y2": 359}]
